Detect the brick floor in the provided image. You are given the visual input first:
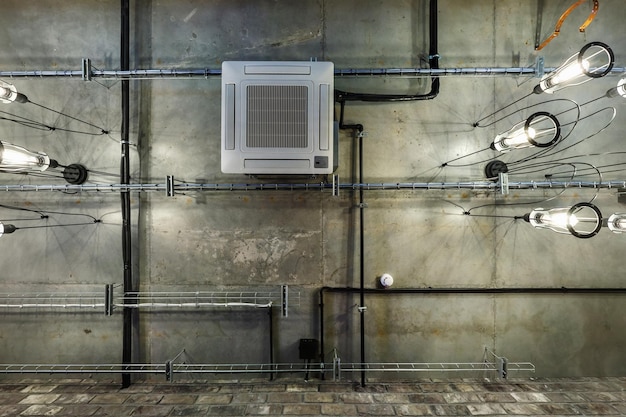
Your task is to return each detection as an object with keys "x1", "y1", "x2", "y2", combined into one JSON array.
[{"x1": 0, "y1": 377, "x2": 623, "y2": 415}]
